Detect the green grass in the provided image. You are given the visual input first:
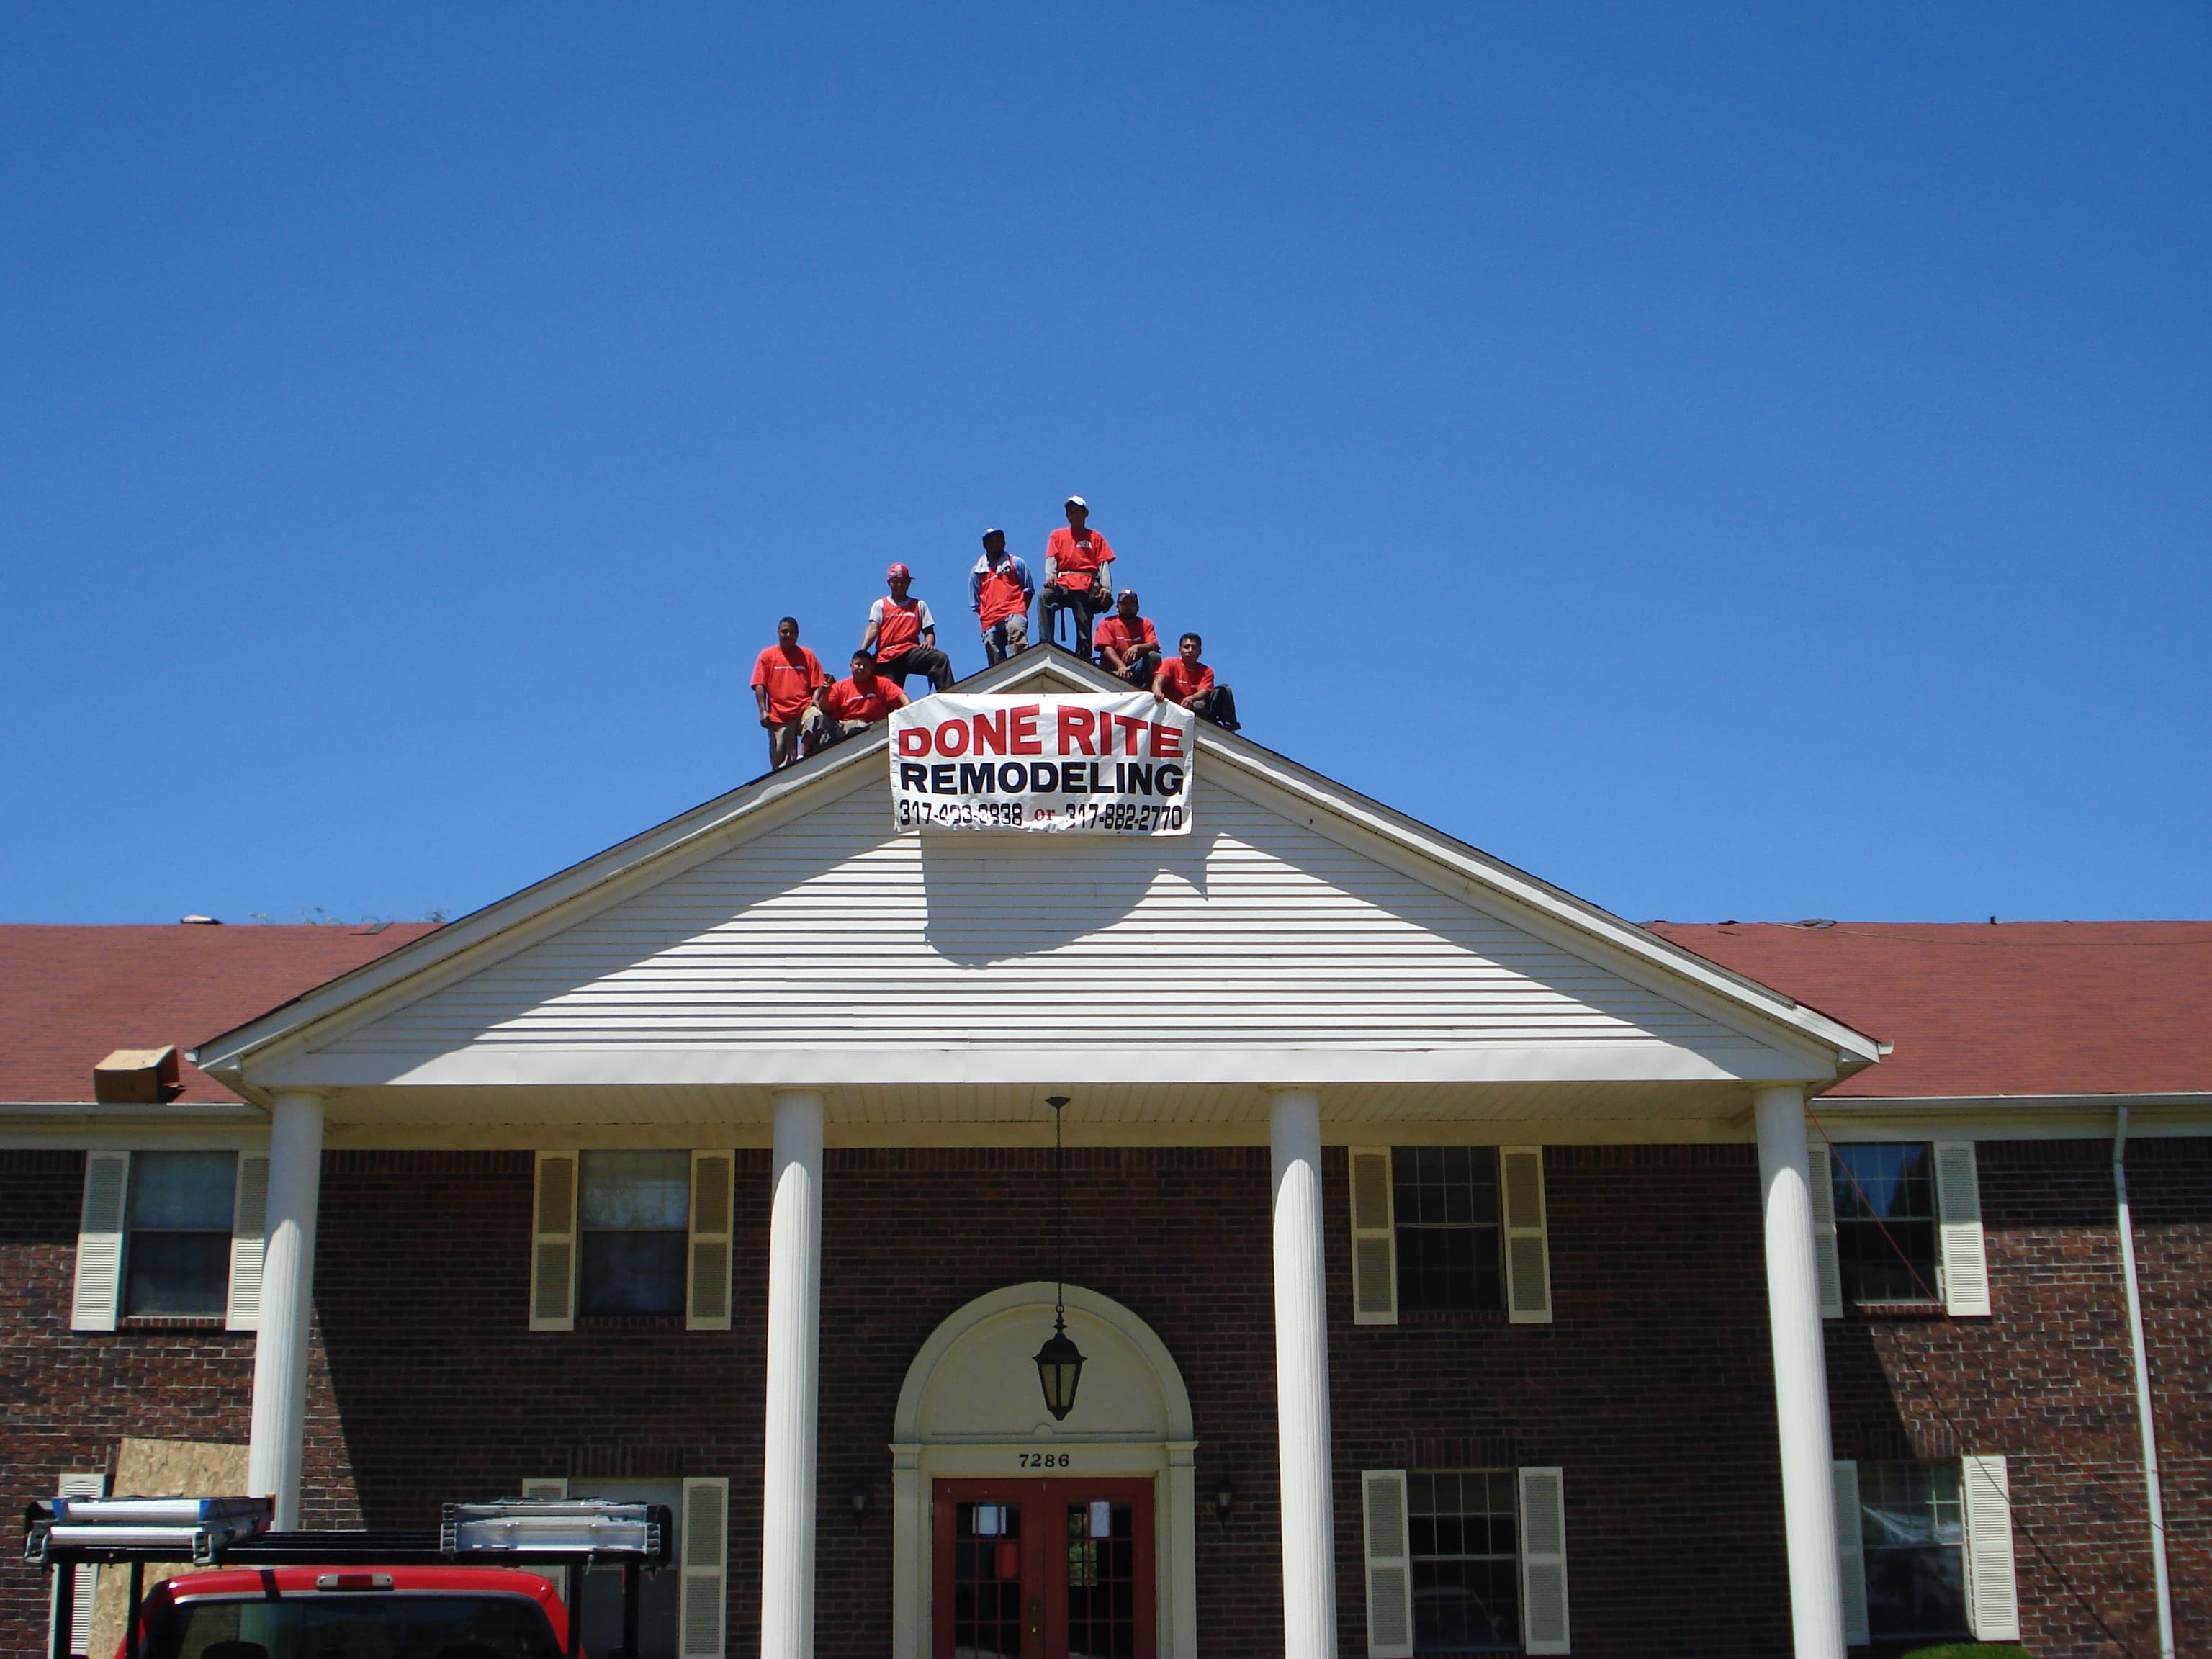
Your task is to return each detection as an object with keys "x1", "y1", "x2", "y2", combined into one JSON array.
[{"x1": 1898, "y1": 1645, "x2": 2031, "y2": 1659}]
